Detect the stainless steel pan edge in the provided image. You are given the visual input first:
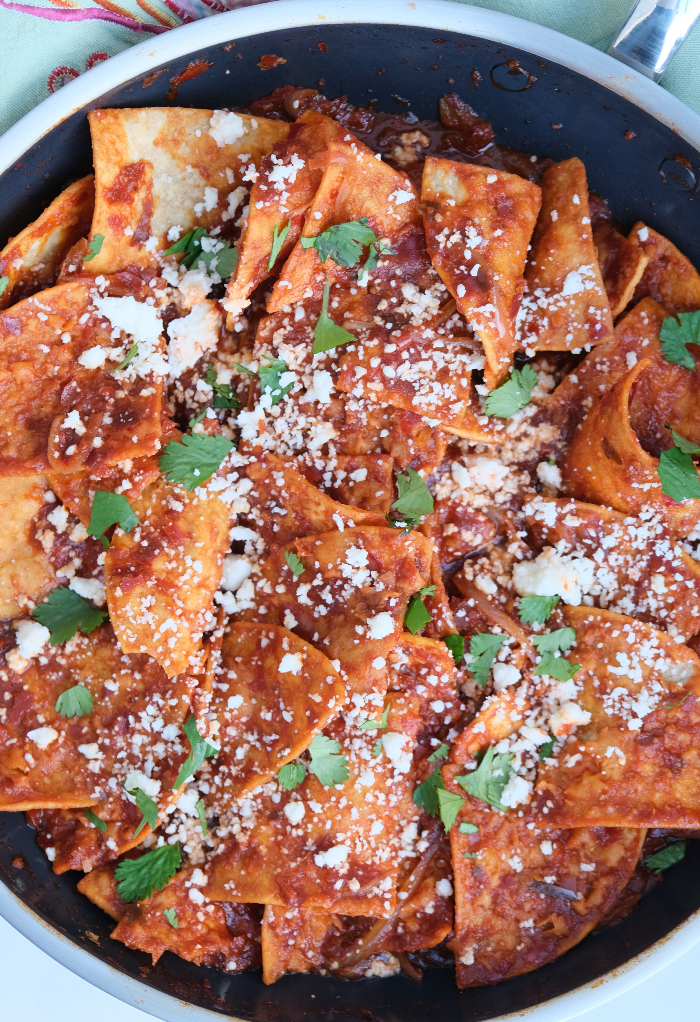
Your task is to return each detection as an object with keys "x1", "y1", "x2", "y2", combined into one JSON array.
[{"x1": 2, "y1": 2, "x2": 700, "y2": 1019}]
